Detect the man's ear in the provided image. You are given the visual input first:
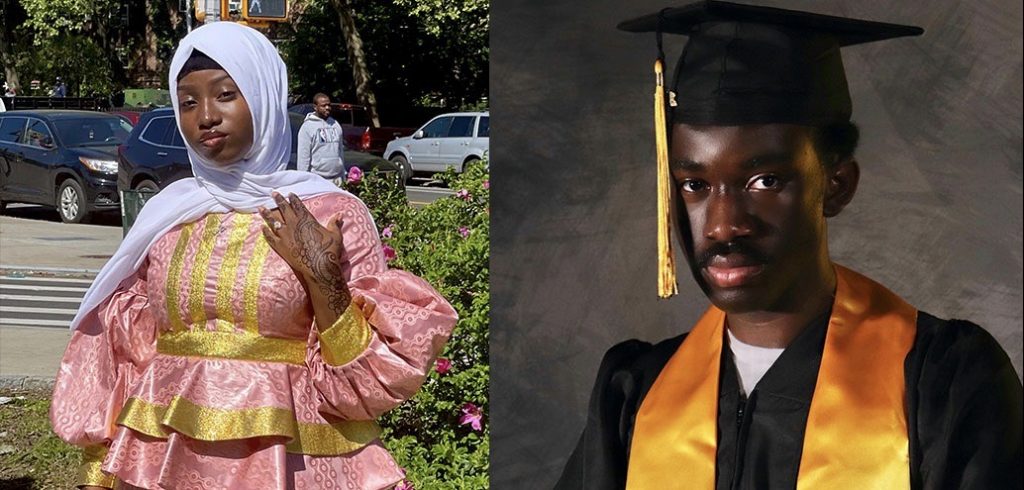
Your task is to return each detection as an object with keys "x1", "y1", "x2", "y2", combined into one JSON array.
[{"x1": 823, "y1": 158, "x2": 859, "y2": 217}]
